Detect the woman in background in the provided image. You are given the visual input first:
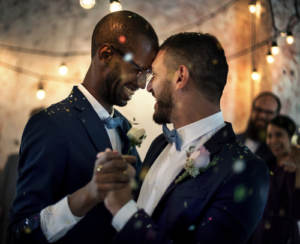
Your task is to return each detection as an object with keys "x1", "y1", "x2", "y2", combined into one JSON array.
[{"x1": 254, "y1": 115, "x2": 300, "y2": 244}]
